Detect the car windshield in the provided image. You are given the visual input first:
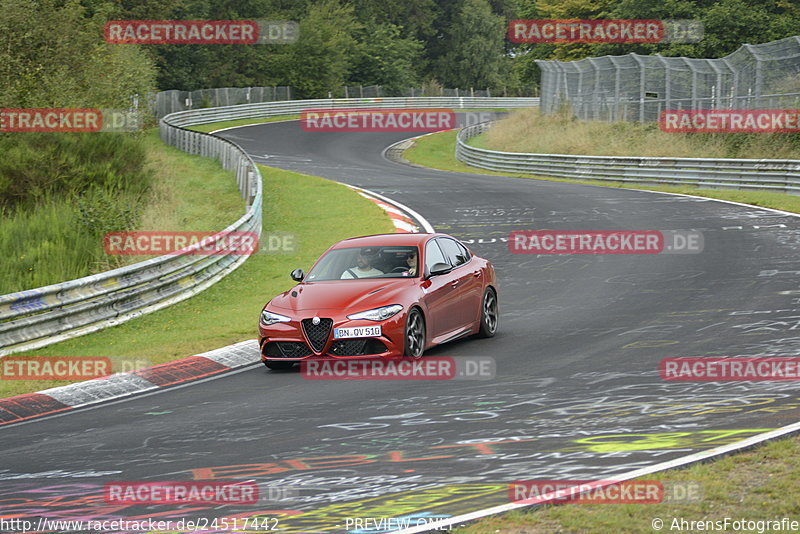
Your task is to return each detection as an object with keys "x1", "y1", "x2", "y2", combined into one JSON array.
[{"x1": 305, "y1": 245, "x2": 420, "y2": 281}]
